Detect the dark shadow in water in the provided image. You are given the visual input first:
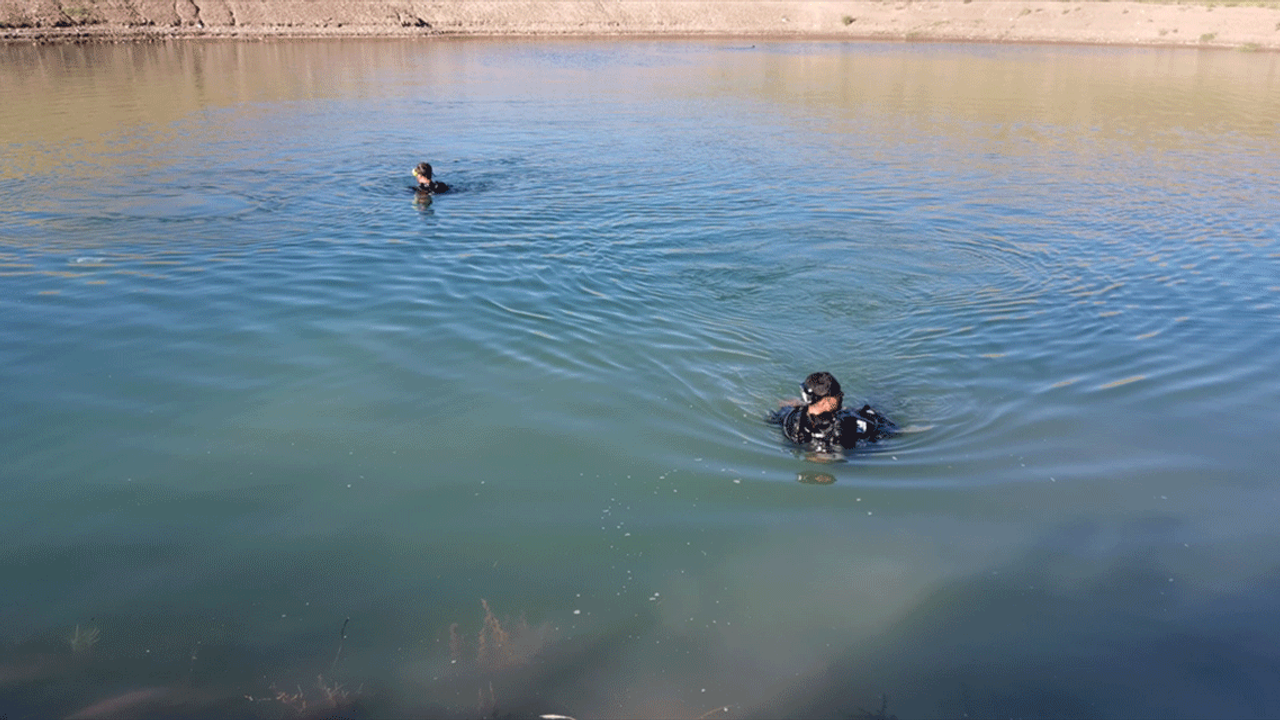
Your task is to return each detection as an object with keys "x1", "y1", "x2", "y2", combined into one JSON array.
[{"x1": 744, "y1": 517, "x2": 1280, "y2": 720}]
